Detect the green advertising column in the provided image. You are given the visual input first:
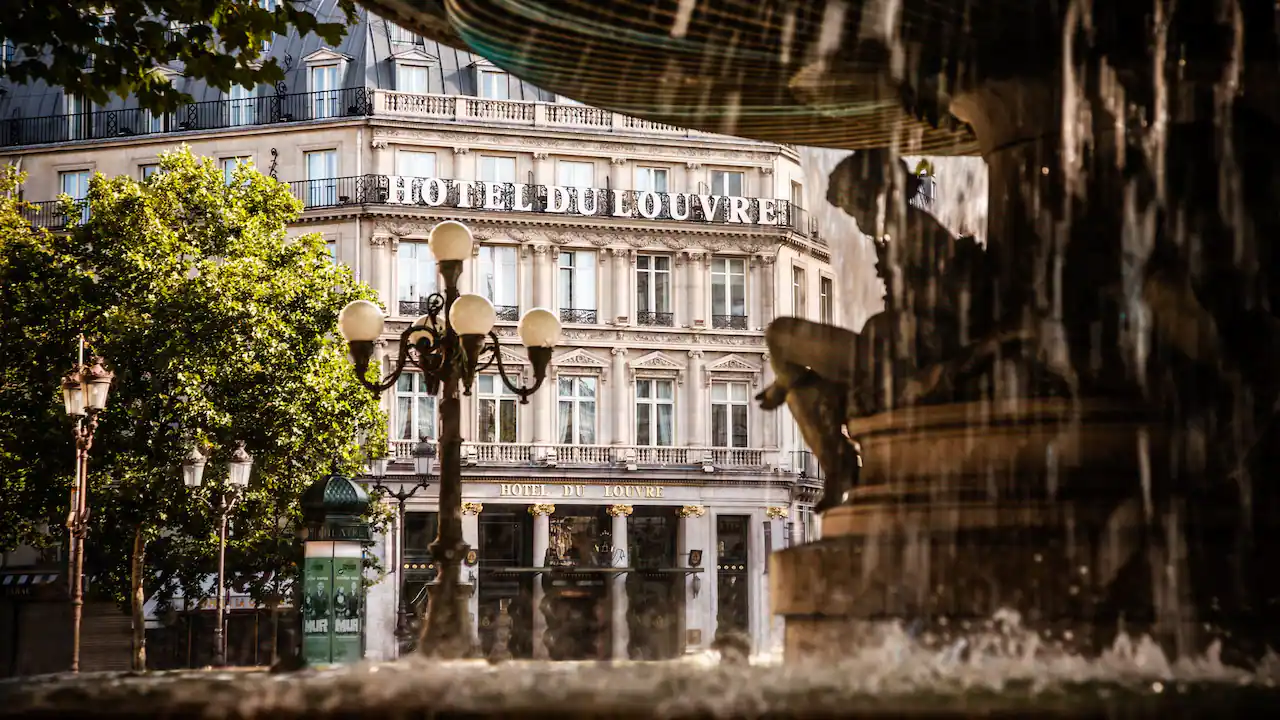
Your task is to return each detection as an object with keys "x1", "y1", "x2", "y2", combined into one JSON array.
[{"x1": 300, "y1": 470, "x2": 372, "y2": 668}]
